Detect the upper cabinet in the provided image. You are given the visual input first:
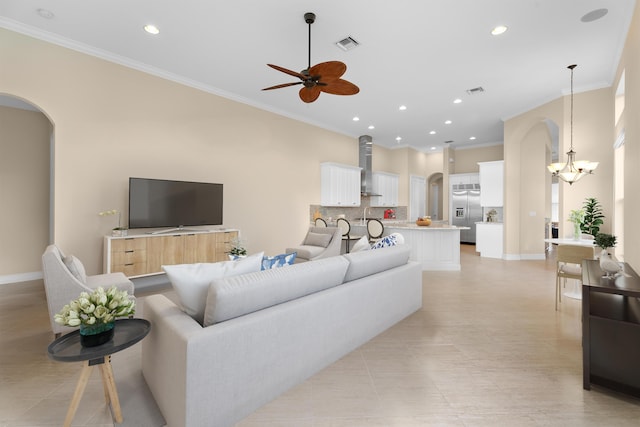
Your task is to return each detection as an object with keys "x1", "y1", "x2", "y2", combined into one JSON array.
[
  {"x1": 320, "y1": 162, "x2": 361, "y2": 207},
  {"x1": 478, "y1": 160, "x2": 504, "y2": 207},
  {"x1": 371, "y1": 172, "x2": 399, "y2": 207}
]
